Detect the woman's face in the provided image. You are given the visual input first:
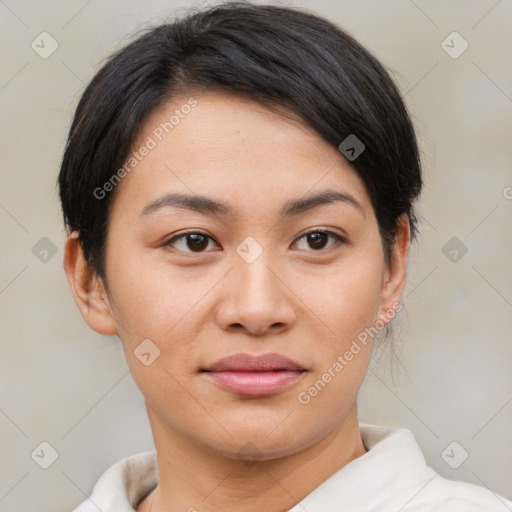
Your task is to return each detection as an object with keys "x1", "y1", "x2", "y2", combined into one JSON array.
[{"x1": 74, "y1": 90, "x2": 407, "y2": 461}]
